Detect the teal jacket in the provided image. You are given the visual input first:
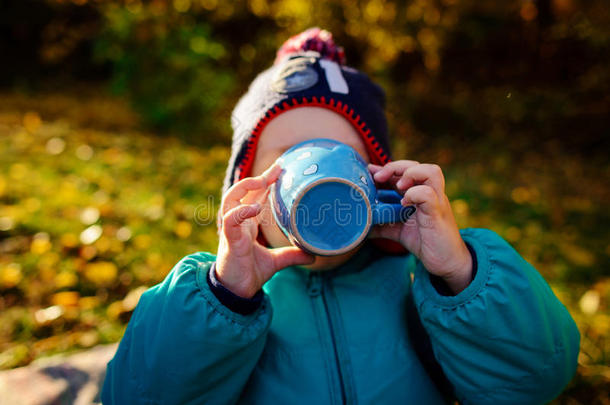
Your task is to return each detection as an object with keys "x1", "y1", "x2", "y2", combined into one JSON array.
[{"x1": 102, "y1": 228, "x2": 580, "y2": 404}]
